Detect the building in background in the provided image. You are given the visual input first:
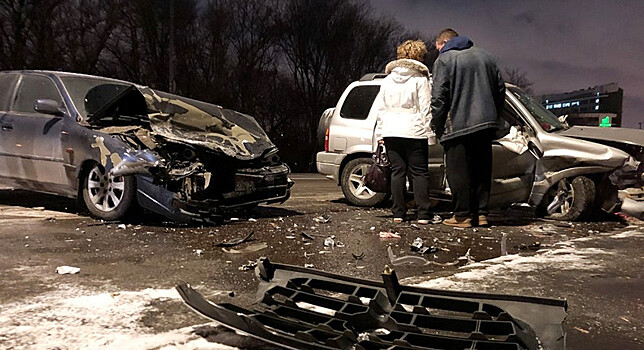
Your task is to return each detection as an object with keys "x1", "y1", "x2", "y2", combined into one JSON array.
[{"x1": 540, "y1": 83, "x2": 623, "y2": 127}]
